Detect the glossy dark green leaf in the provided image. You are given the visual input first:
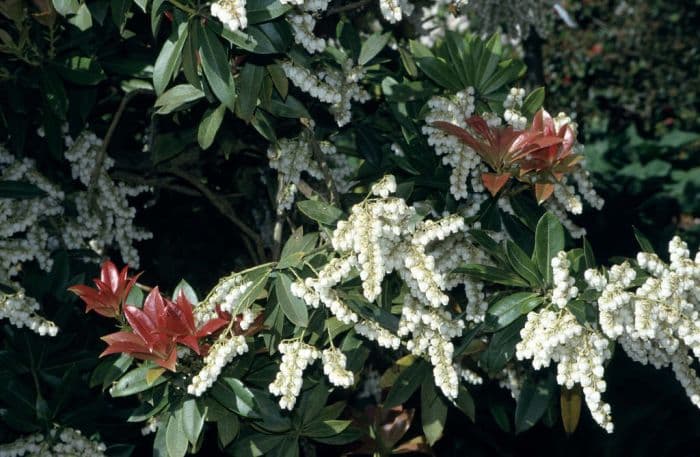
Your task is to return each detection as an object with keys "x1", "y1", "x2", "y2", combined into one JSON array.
[
  {"x1": 275, "y1": 273, "x2": 308, "y2": 327},
  {"x1": 522, "y1": 87, "x2": 545, "y2": 117},
  {"x1": 296, "y1": 200, "x2": 343, "y2": 226},
  {"x1": 505, "y1": 240, "x2": 542, "y2": 287},
  {"x1": 632, "y1": 226, "x2": 655, "y2": 253},
  {"x1": 219, "y1": 377, "x2": 259, "y2": 417},
  {"x1": 197, "y1": 104, "x2": 226, "y2": 149},
  {"x1": 303, "y1": 419, "x2": 352, "y2": 438},
  {"x1": 110, "y1": 0, "x2": 131, "y2": 32},
  {"x1": 384, "y1": 360, "x2": 429, "y2": 408},
  {"x1": 166, "y1": 412, "x2": 188, "y2": 457},
  {"x1": 486, "y1": 292, "x2": 543, "y2": 331},
  {"x1": 110, "y1": 365, "x2": 166, "y2": 397},
  {"x1": 153, "y1": 20, "x2": 188, "y2": 95},
  {"x1": 421, "y1": 378, "x2": 448, "y2": 446},
  {"x1": 480, "y1": 317, "x2": 525, "y2": 373},
  {"x1": 55, "y1": 56, "x2": 106, "y2": 85},
  {"x1": 246, "y1": 0, "x2": 292, "y2": 24},
  {"x1": 236, "y1": 64, "x2": 265, "y2": 122},
  {"x1": 182, "y1": 398, "x2": 206, "y2": 445},
  {"x1": 455, "y1": 385, "x2": 475, "y2": 422},
  {"x1": 217, "y1": 415, "x2": 240, "y2": 447},
  {"x1": 533, "y1": 212, "x2": 565, "y2": 285},
  {"x1": 453, "y1": 264, "x2": 530, "y2": 288},
  {"x1": 583, "y1": 237, "x2": 596, "y2": 269},
  {"x1": 358, "y1": 32, "x2": 390, "y2": 66},
  {"x1": 515, "y1": 377, "x2": 553, "y2": 434},
  {"x1": 199, "y1": 23, "x2": 236, "y2": 110},
  {"x1": 415, "y1": 57, "x2": 463, "y2": 91},
  {"x1": 267, "y1": 64, "x2": 288, "y2": 98},
  {"x1": 154, "y1": 84, "x2": 204, "y2": 114}
]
